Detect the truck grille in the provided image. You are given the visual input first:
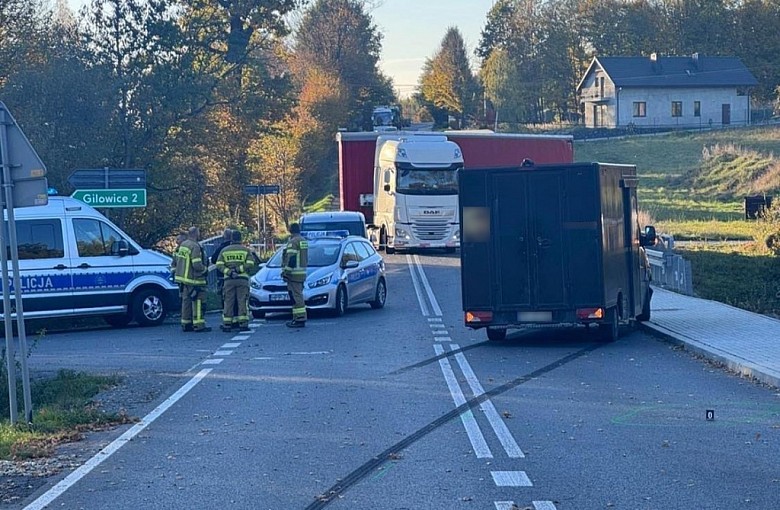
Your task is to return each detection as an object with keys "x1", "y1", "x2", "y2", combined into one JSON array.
[{"x1": 412, "y1": 218, "x2": 451, "y2": 241}]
